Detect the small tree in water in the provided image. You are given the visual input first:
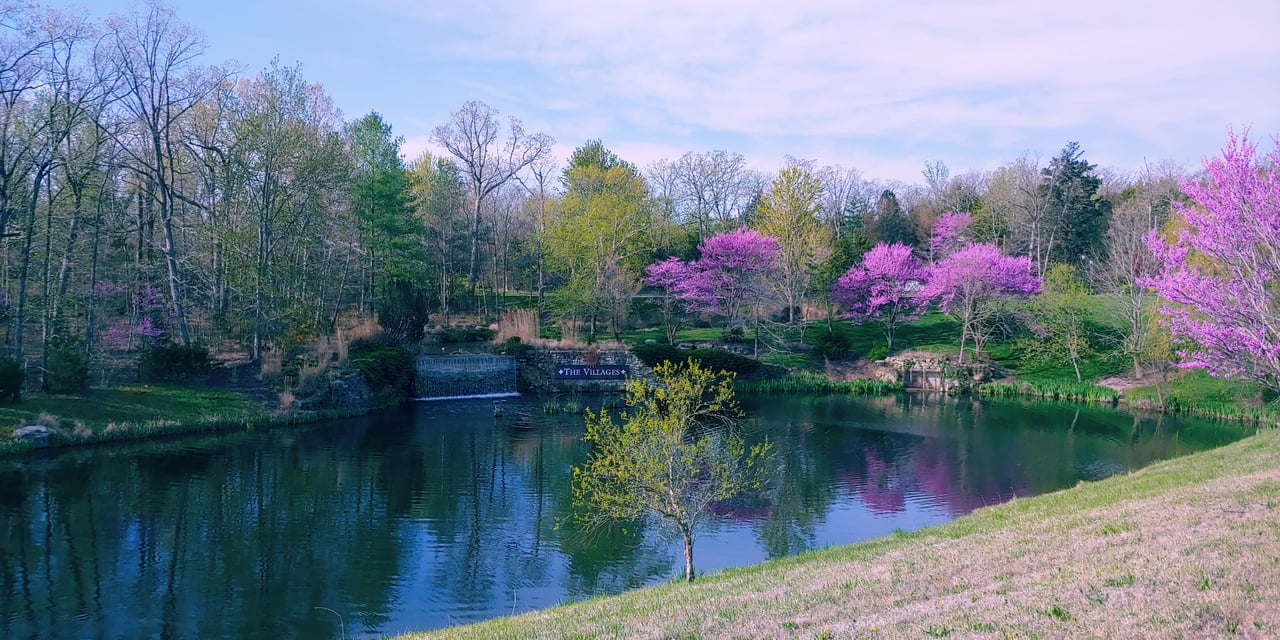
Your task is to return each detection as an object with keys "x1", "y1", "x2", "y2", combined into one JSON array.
[{"x1": 572, "y1": 360, "x2": 771, "y2": 582}]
